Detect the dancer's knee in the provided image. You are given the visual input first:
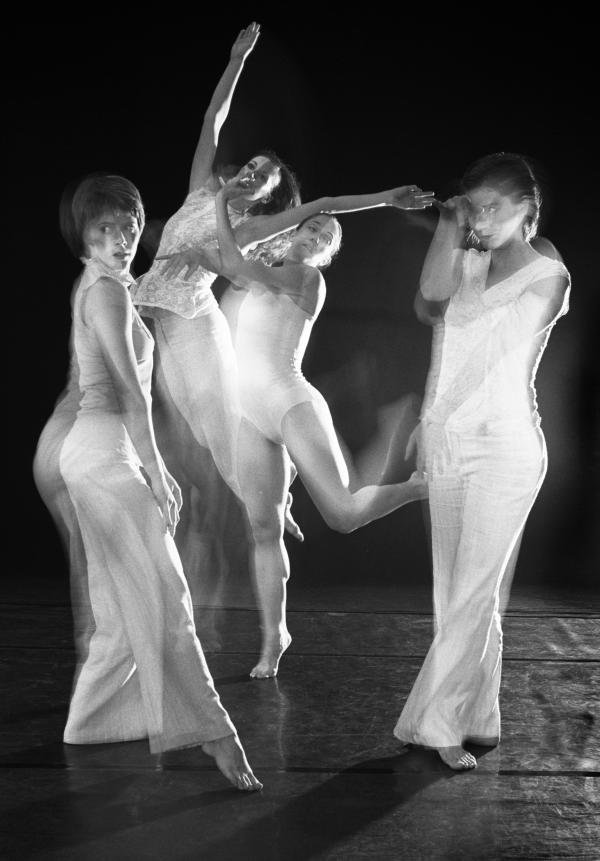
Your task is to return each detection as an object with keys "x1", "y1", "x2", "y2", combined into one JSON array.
[
  {"x1": 249, "y1": 511, "x2": 284, "y2": 545},
  {"x1": 321, "y1": 502, "x2": 358, "y2": 534}
]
